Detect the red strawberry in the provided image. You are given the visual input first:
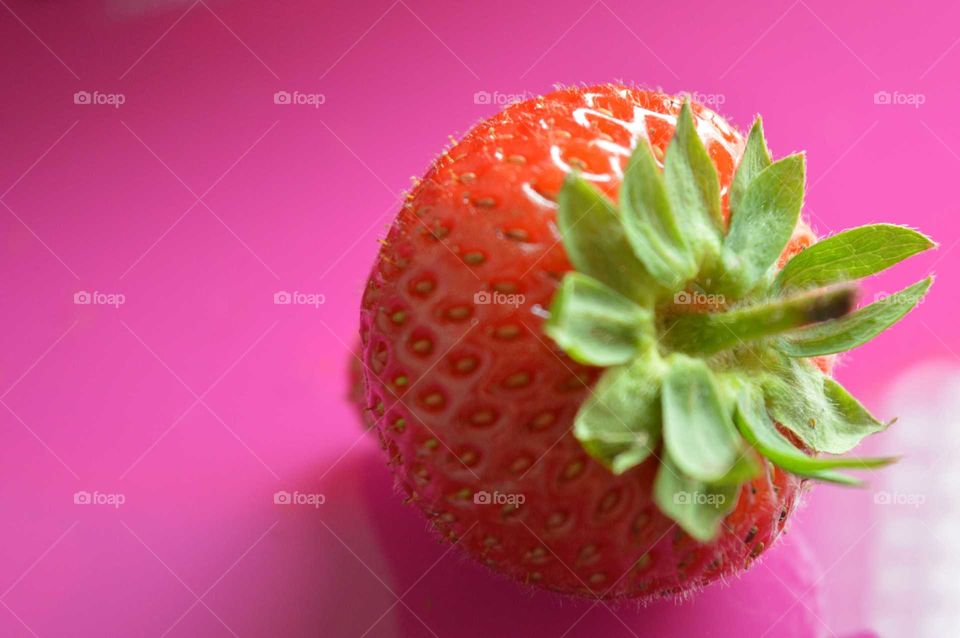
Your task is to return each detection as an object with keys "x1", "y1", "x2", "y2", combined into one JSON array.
[{"x1": 357, "y1": 84, "x2": 933, "y2": 600}]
